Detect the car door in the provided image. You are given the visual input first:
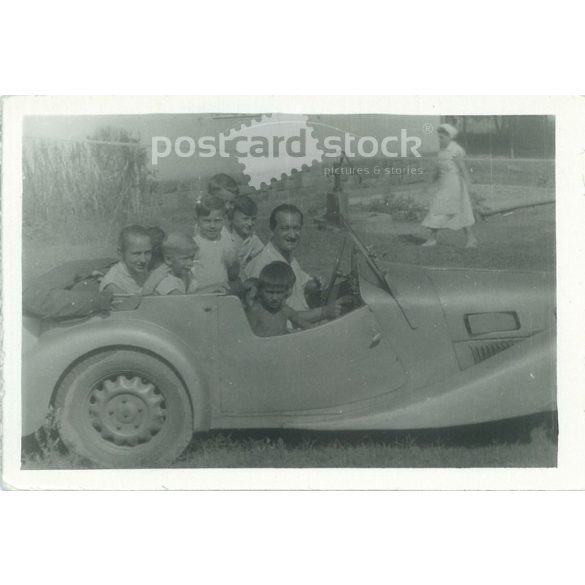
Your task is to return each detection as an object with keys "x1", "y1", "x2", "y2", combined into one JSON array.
[{"x1": 217, "y1": 295, "x2": 406, "y2": 414}]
